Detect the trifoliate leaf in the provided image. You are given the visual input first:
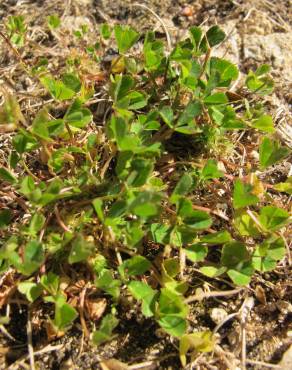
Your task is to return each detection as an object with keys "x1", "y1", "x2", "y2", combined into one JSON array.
[
  {"x1": 259, "y1": 137, "x2": 290, "y2": 170},
  {"x1": 128, "y1": 281, "x2": 158, "y2": 317},
  {"x1": 206, "y1": 25, "x2": 226, "y2": 47},
  {"x1": 114, "y1": 25, "x2": 139, "y2": 53},
  {"x1": 252, "y1": 237, "x2": 286, "y2": 272},
  {"x1": 221, "y1": 242, "x2": 250, "y2": 268},
  {"x1": 18, "y1": 281, "x2": 43, "y2": 302},
  {"x1": 259, "y1": 206, "x2": 290, "y2": 232},
  {"x1": 274, "y1": 177, "x2": 292, "y2": 195},
  {"x1": 0, "y1": 167, "x2": 17, "y2": 184},
  {"x1": 233, "y1": 179, "x2": 259, "y2": 209},
  {"x1": 118, "y1": 256, "x2": 151, "y2": 278},
  {"x1": 227, "y1": 262, "x2": 254, "y2": 286},
  {"x1": 200, "y1": 159, "x2": 224, "y2": 181},
  {"x1": 92, "y1": 313, "x2": 119, "y2": 346},
  {"x1": 252, "y1": 115, "x2": 274, "y2": 133},
  {"x1": 184, "y1": 244, "x2": 208, "y2": 262},
  {"x1": 234, "y1": 210, "x2": 261, "y2": 237},
  {"x1": 68, "y1": 234, "x2": 94, "y2": 264},
  {"x1": 170, "y1": 173, "x2": 193, "y2": 203},
  {"x1": 159, "y1": 106, "x2": 174, "y2": 127},
  {"x1": 200, "y1": 230, "x2": 232, "y2": 244}
]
